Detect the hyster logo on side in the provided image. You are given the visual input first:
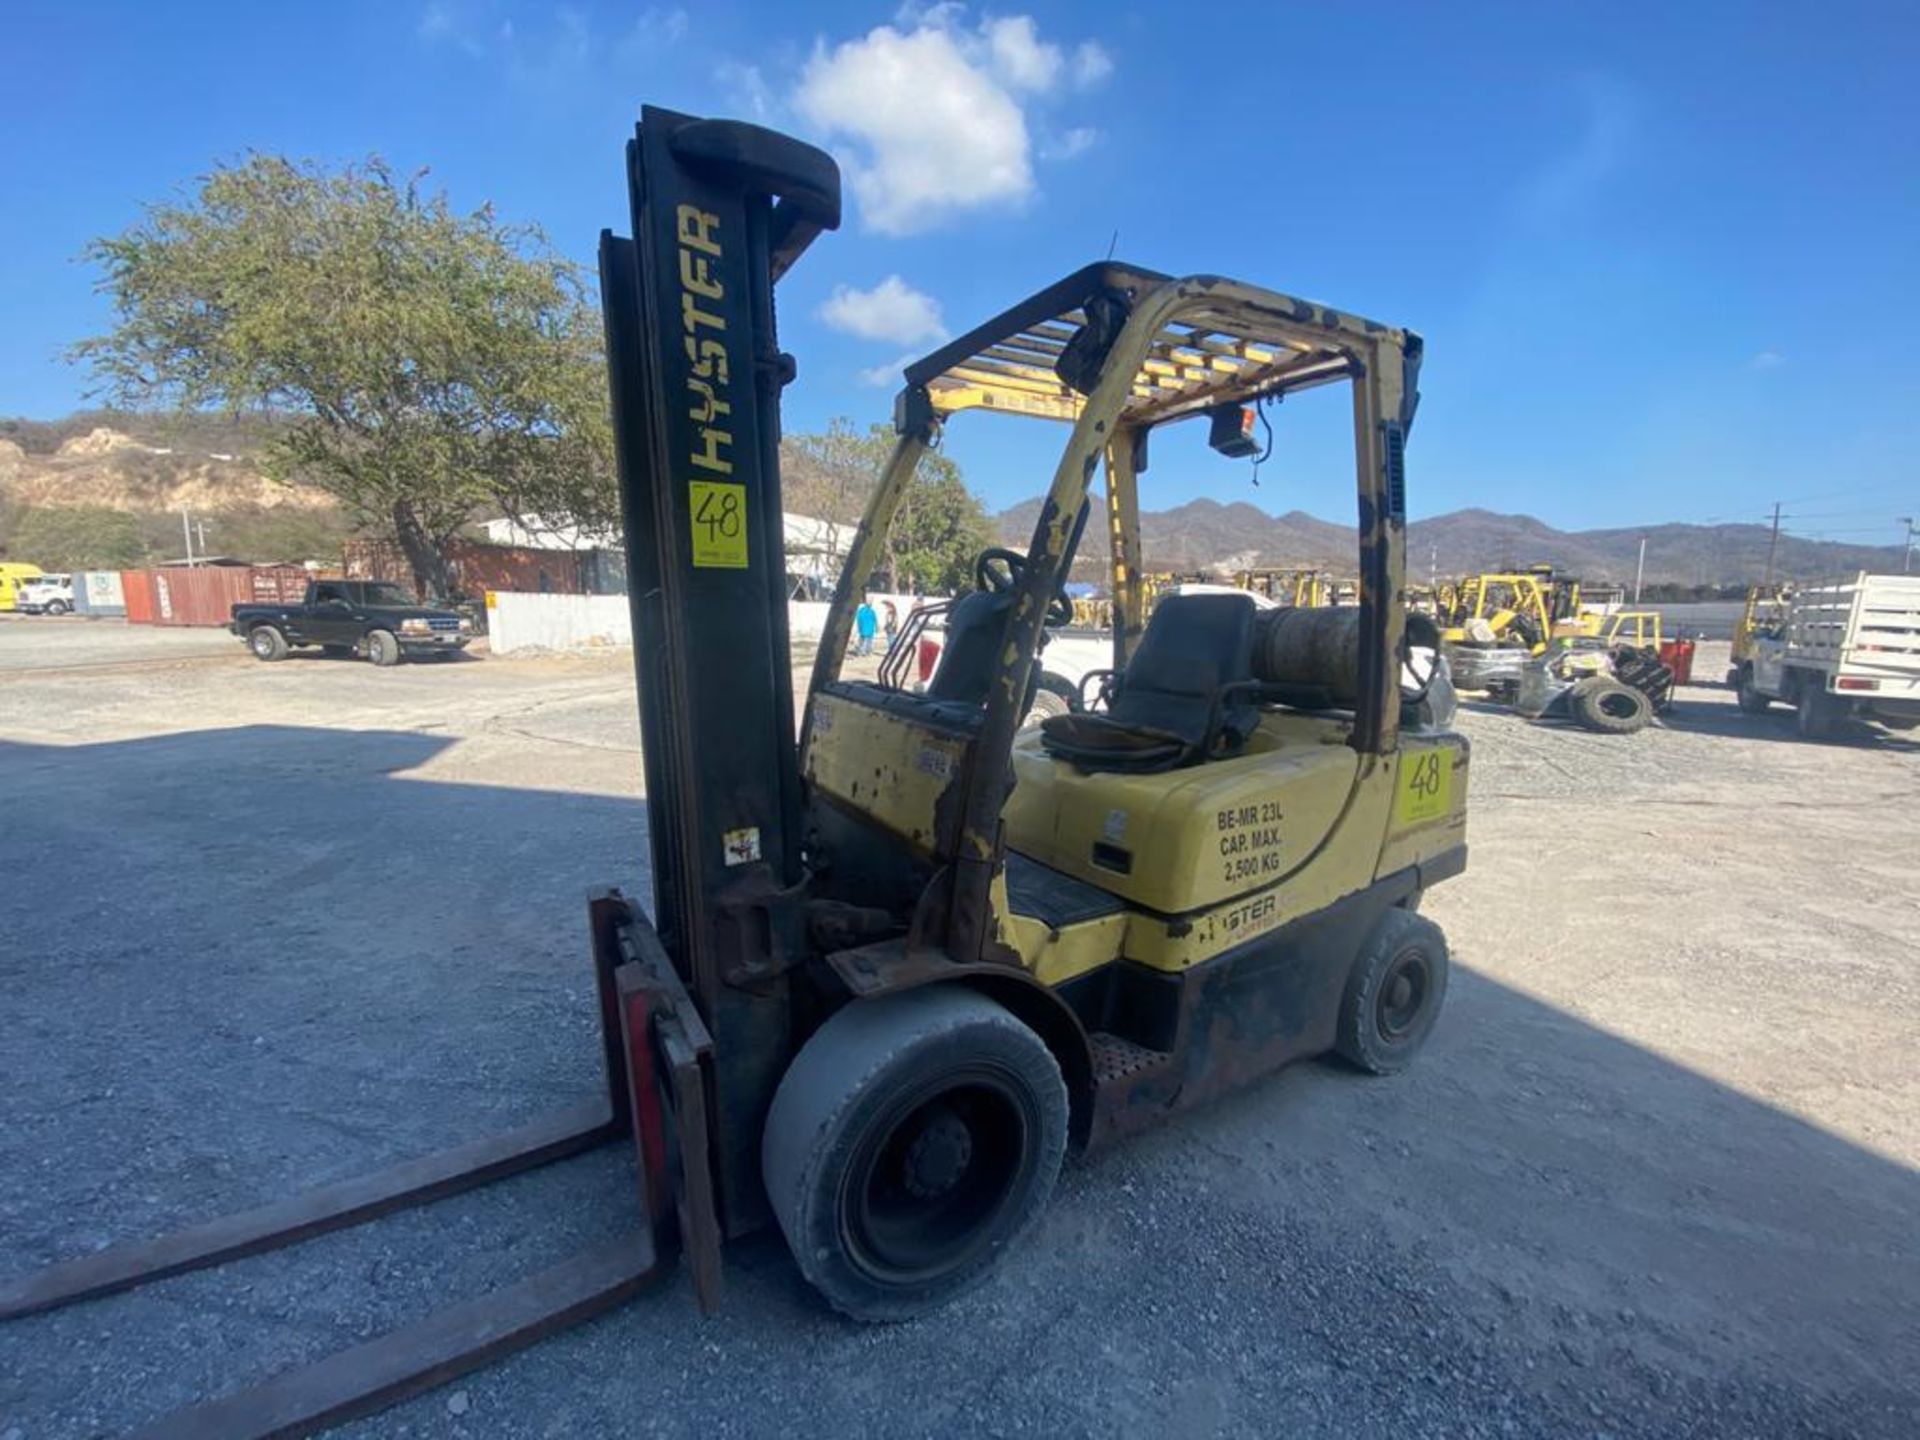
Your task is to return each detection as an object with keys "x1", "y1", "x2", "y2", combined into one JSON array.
[{"x1": 678, "y1": 203, "x2": 746, "y2": 569}]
